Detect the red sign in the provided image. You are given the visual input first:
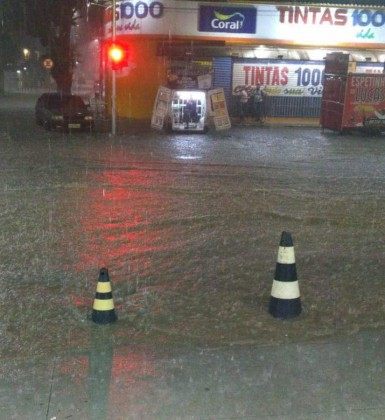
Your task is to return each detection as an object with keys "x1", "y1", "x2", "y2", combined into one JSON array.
[{"x1": 342, "y1": 74, "x2": 385, "y2": 128}]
